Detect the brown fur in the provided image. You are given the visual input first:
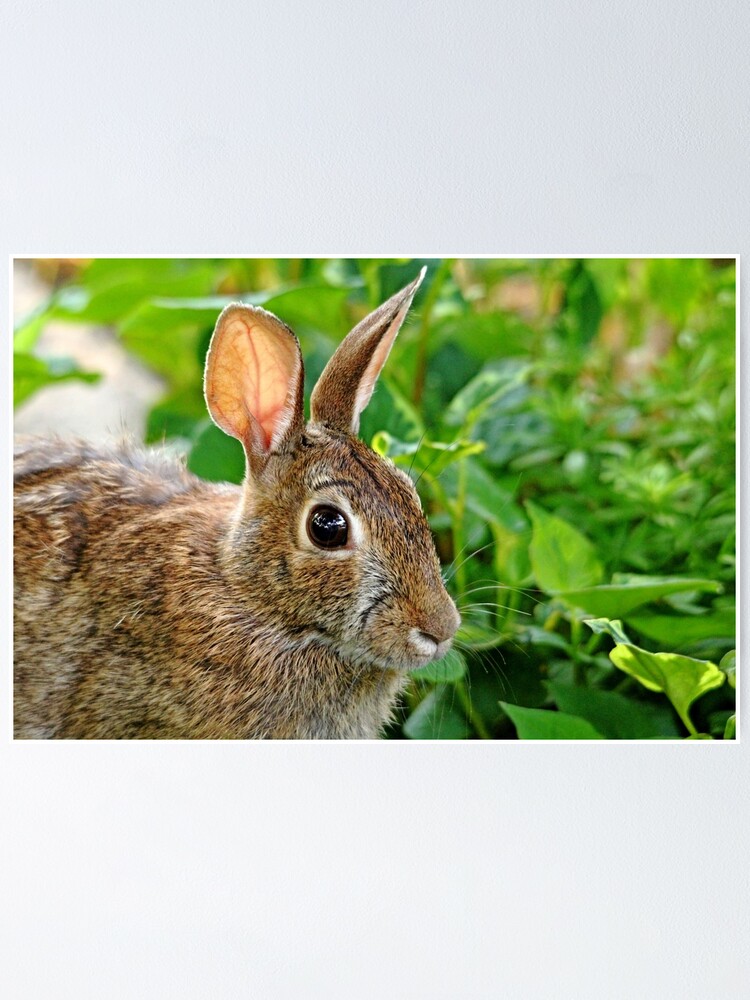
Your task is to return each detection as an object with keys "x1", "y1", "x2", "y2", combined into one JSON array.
[{"x1": 14, "y1": 274, "x2": 460, "y2": 739}]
